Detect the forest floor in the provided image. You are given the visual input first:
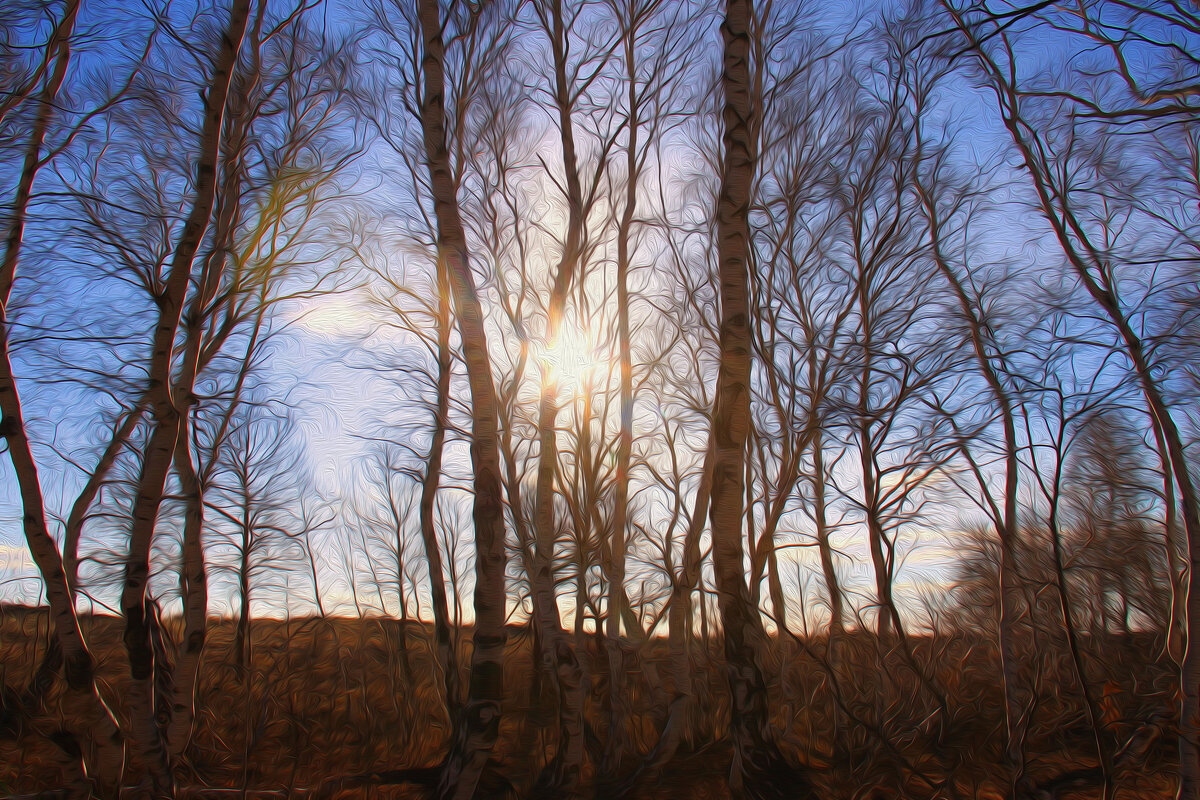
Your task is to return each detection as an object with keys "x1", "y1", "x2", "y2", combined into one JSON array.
[{"x1": 0, "y1": 608, "x2": 1179, "y2": 798}]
